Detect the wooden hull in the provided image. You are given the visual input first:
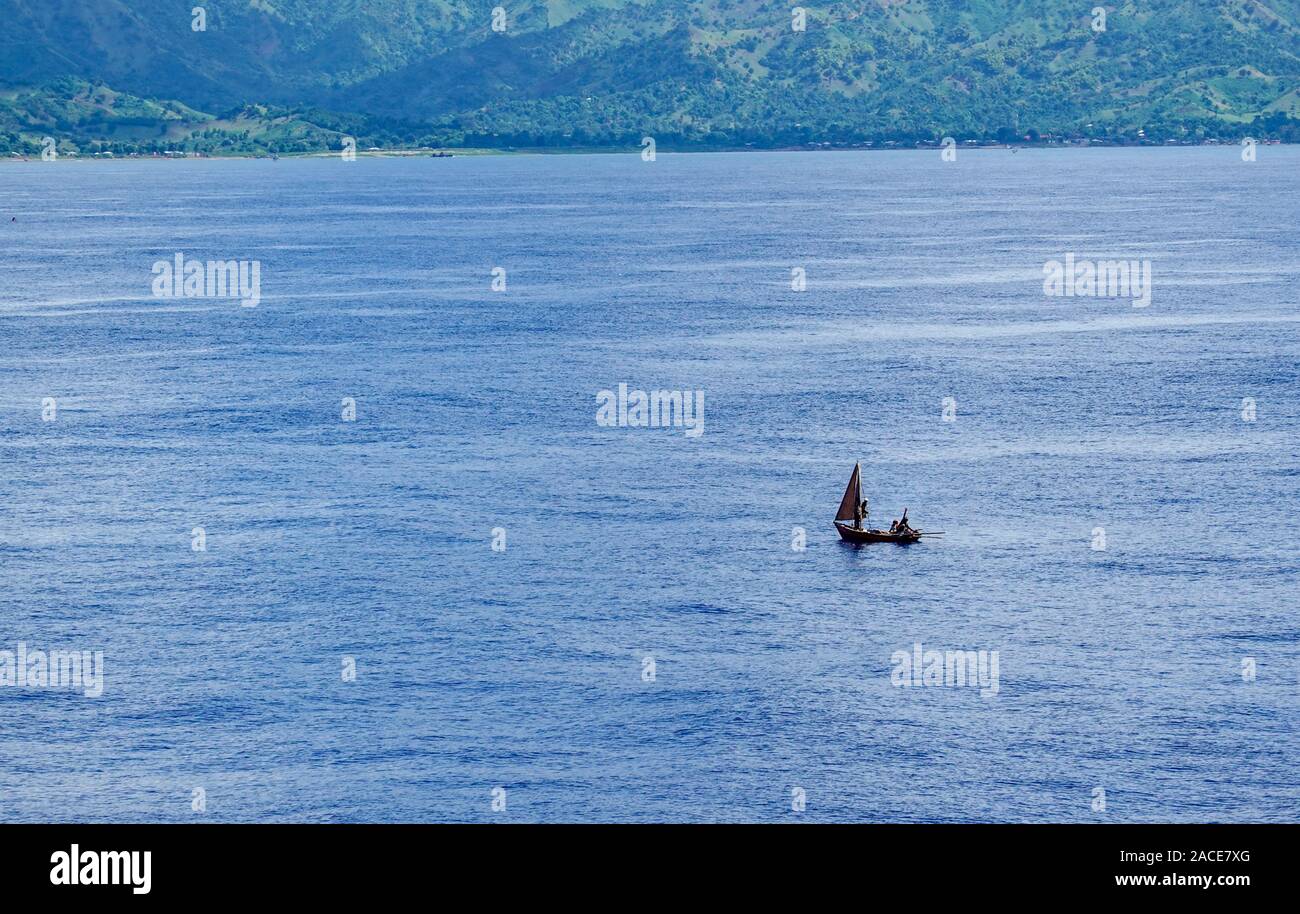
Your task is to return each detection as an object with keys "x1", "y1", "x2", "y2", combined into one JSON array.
[{"x1": 834, "y1": 522, "x2": 921, "y2": 544}]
